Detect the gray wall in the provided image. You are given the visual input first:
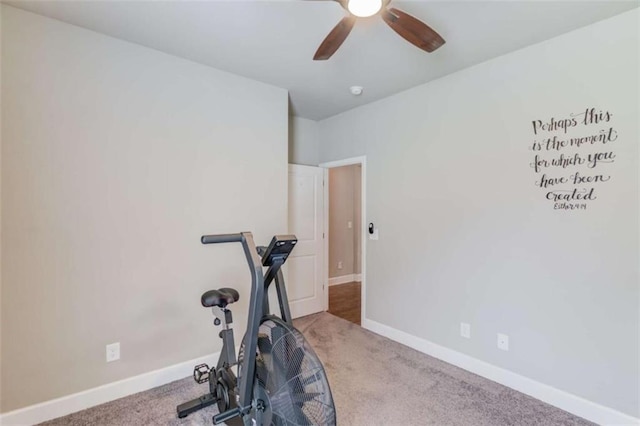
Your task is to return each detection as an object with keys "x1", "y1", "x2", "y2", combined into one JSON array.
[
  {"x1": 1, "y1": 5, "x2": 288, "y2": 412},
  {"x1": 318, "y1": 10, "x2": 639, "y2": 417},
  {"x1": 328, "y1": 165, "x2": 361, "y2": 279},
  {"x1": 353, "y1": 165, "x2": 361, "y2": 275}
]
